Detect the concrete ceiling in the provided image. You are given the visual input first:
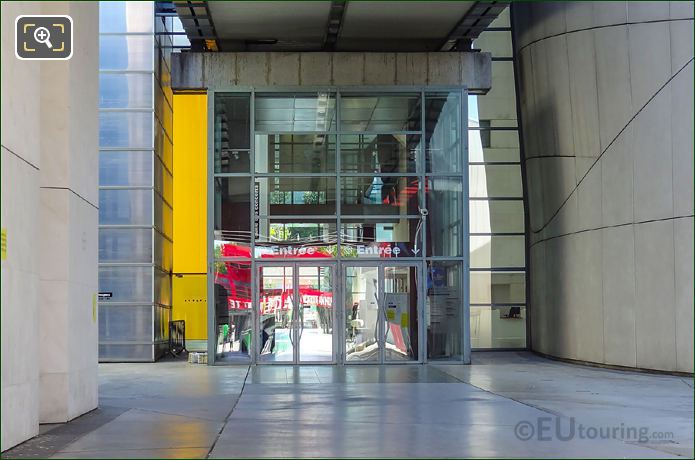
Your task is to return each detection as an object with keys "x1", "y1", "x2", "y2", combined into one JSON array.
[{"x1": 174, "y1": 1, "x2": 507, "y2": 52}]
